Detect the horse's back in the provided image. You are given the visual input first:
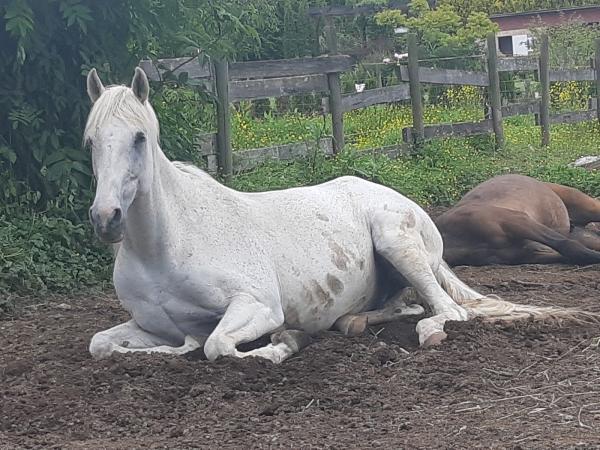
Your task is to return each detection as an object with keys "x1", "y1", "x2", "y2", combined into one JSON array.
[
  {"x1": 243, "y1": 175, "x2": 434, "y2": 332},
  {"x1": 450, "y1": 174, "x2": 569, "y2": 228}
]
